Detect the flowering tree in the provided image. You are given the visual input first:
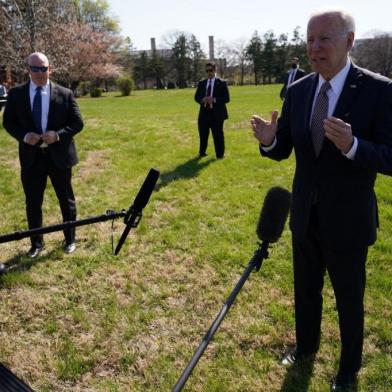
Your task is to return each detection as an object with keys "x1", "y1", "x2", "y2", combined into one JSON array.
[{"x1": 0, "y1": 0, "x2": 122, "y2": 87}]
